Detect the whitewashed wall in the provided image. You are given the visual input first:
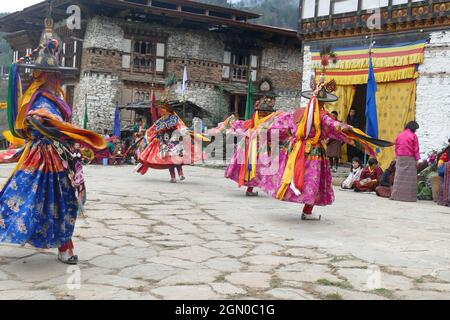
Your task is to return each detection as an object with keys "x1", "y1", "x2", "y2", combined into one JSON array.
[{"x1": 416, "y1": 31, "x2": 450, "y2": 157}]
